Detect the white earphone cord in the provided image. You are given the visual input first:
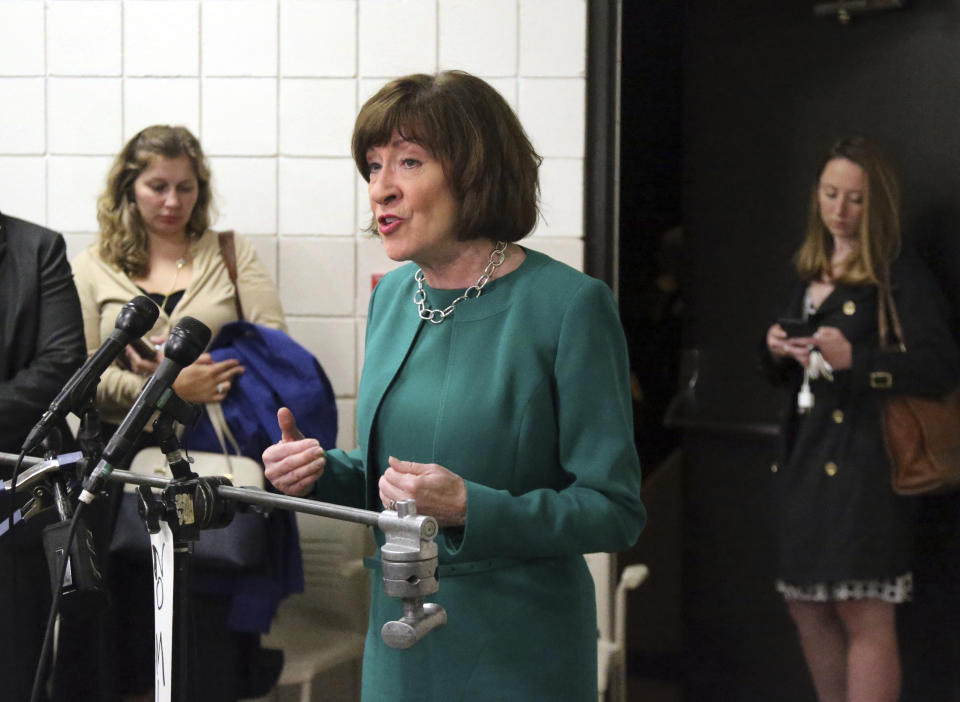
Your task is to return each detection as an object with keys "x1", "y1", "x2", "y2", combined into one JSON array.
[{"x1": 797, "y1": 347, "x2": 833, "y2": 413}]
